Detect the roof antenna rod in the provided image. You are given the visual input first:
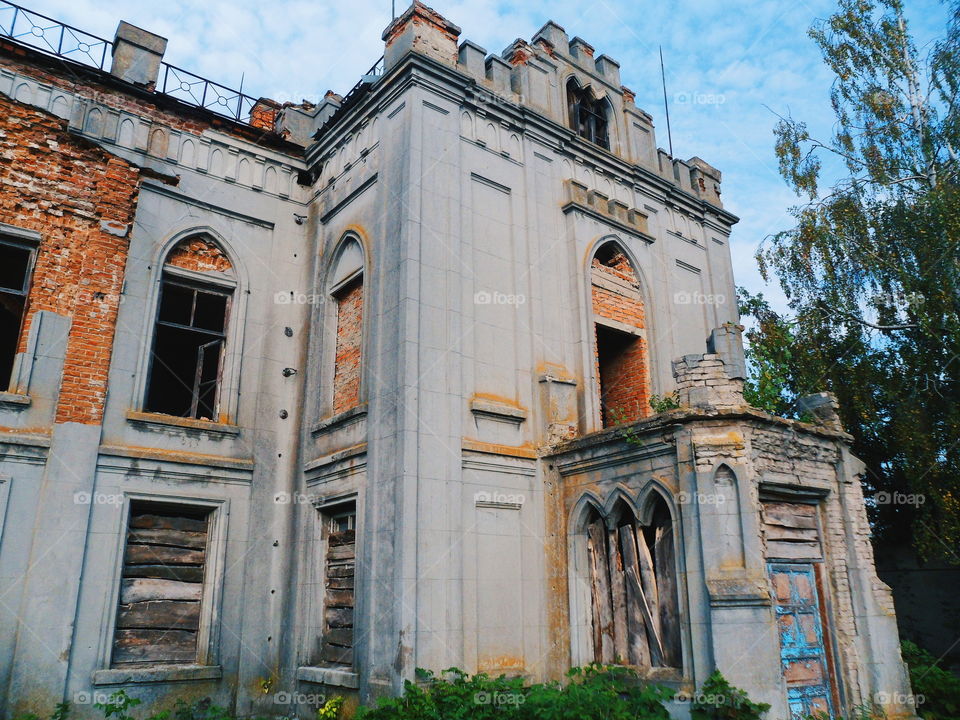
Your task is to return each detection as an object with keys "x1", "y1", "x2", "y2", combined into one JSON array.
[
  {"x1": 659, "y1": 45, "x2": 674, "y2": 158},
  {"x1": 392, "y1": 0, "x2": 396, "y2": 19}
]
